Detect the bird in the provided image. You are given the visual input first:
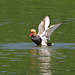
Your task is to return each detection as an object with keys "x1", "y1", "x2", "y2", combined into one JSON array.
[{"x1": 30, "y1": 16, "x2": 65, "y2": 46}]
